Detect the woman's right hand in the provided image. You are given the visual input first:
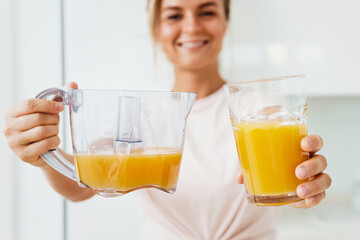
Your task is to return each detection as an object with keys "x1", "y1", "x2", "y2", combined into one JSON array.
[{"x1": 3, "y1": 82, "x2": 78, "y2": 168}]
